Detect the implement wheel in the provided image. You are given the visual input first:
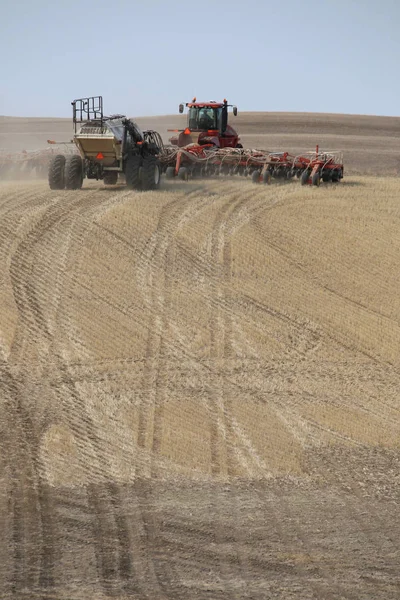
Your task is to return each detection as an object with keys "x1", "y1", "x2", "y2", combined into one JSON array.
[
  {"x1": 142, "y1": 156, "x2": 161, "y2": 190},
  {"x1": 251, "y1": 170, "x2": 261, "y2": 184},
  {"x1": 125, "y1": 154, "x2": 142, "y2": 189},
  {"x1": 48, "y1": 154, "x2": 66, "y2": 190},
  {"x1": 262, "y1": 171, "x2": 271, "y2": 185},
  {"x1": 312, "y1": 172, "x2": 321, "y2": 187},
  {"x1": 178, "y1": 167, "x2": 189, "y2": 181},
  {"x1": 165, "y1": 166, "x2": 175, "y2": 179},
  {"x1": 300, "y1": 170, "x2": 310, "y2": 186}
]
